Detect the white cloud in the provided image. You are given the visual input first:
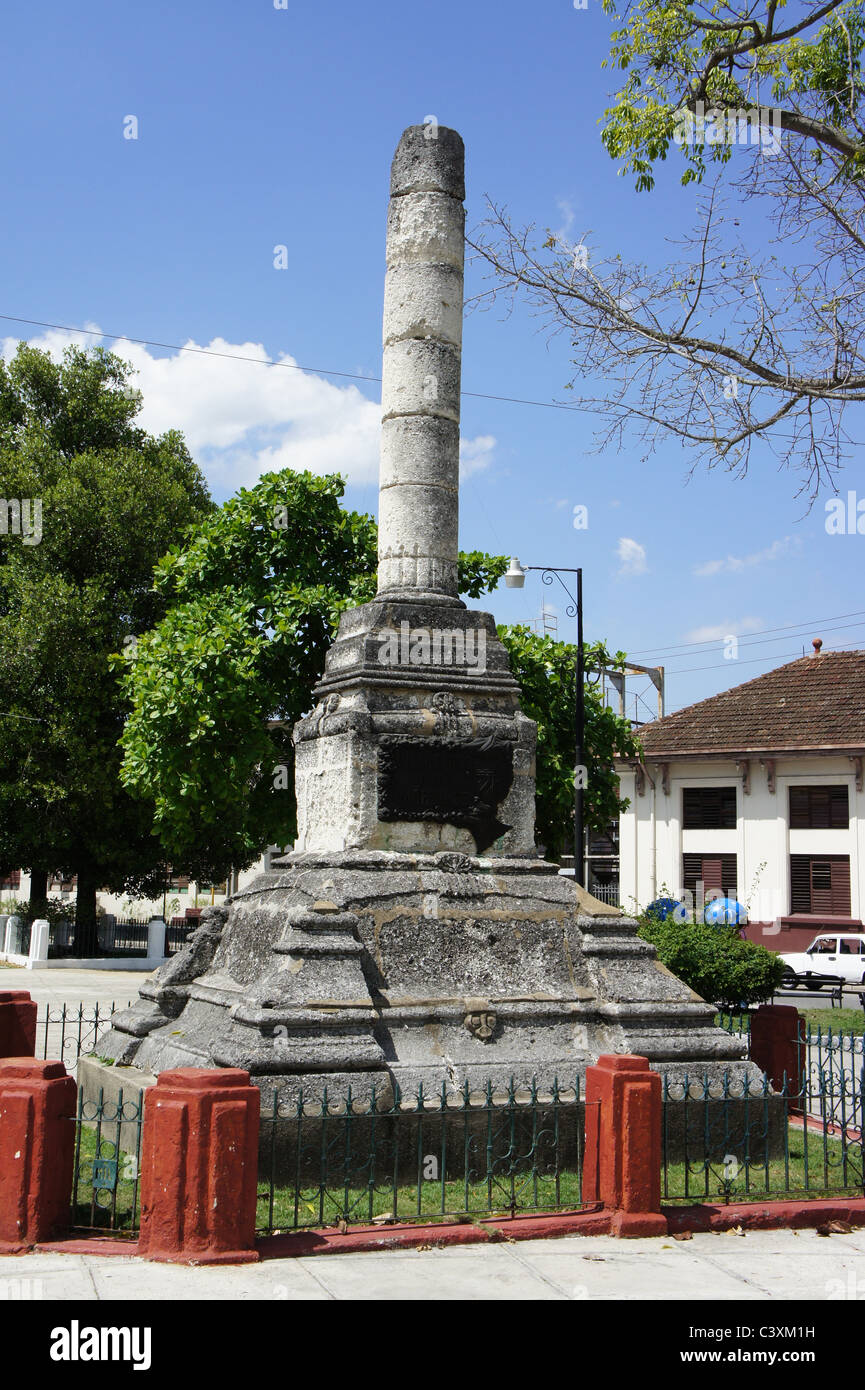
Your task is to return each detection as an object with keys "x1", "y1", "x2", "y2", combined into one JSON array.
[
  {"x1": 685, "y1": 617, "x2": 764, "y2": 643},
  {"x1": 616, "y1": 537, "x2": 648, "y2": 577},
  {"x1": 2, "y1": 327, "x2": 495, "y2": 498},
  {"x1": 693, "y1": 536, "x2": 801, "y2": 578},
  {"x1": 459, "y1": 434, "x2": 496, "y2": 479}
]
